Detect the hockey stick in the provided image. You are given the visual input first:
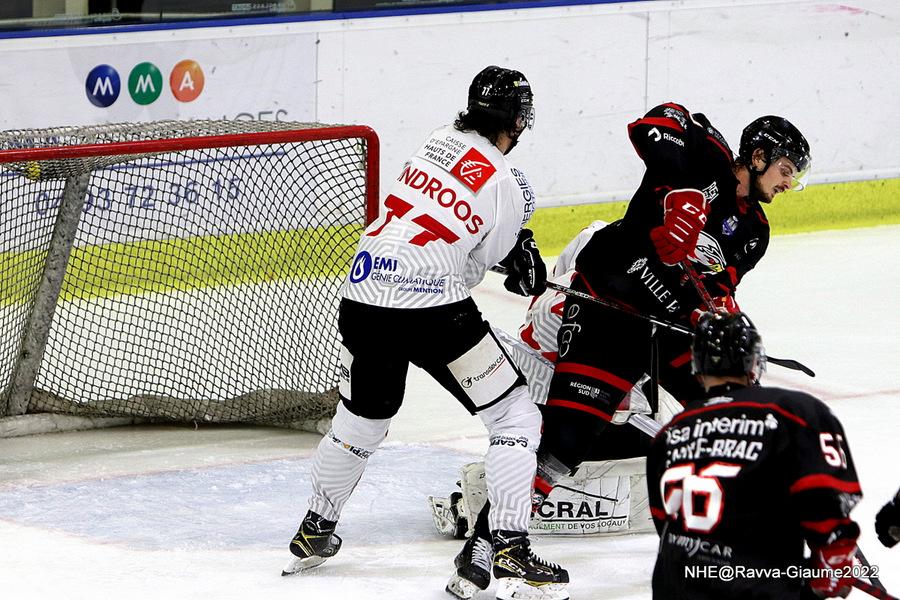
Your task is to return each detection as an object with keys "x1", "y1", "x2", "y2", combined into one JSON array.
[
  {"x1": 679, "y1": 260, "x2": 815, "y2": 377},
  {"x1": 853, "y1": 579, "x2": 898, "y2": 600},
  {"x1": 857, "y1": 548, "x2": 889, "y2": 593},
  {"x1": 490, "y1": 265, "x2": 814, "y2": 376}
]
